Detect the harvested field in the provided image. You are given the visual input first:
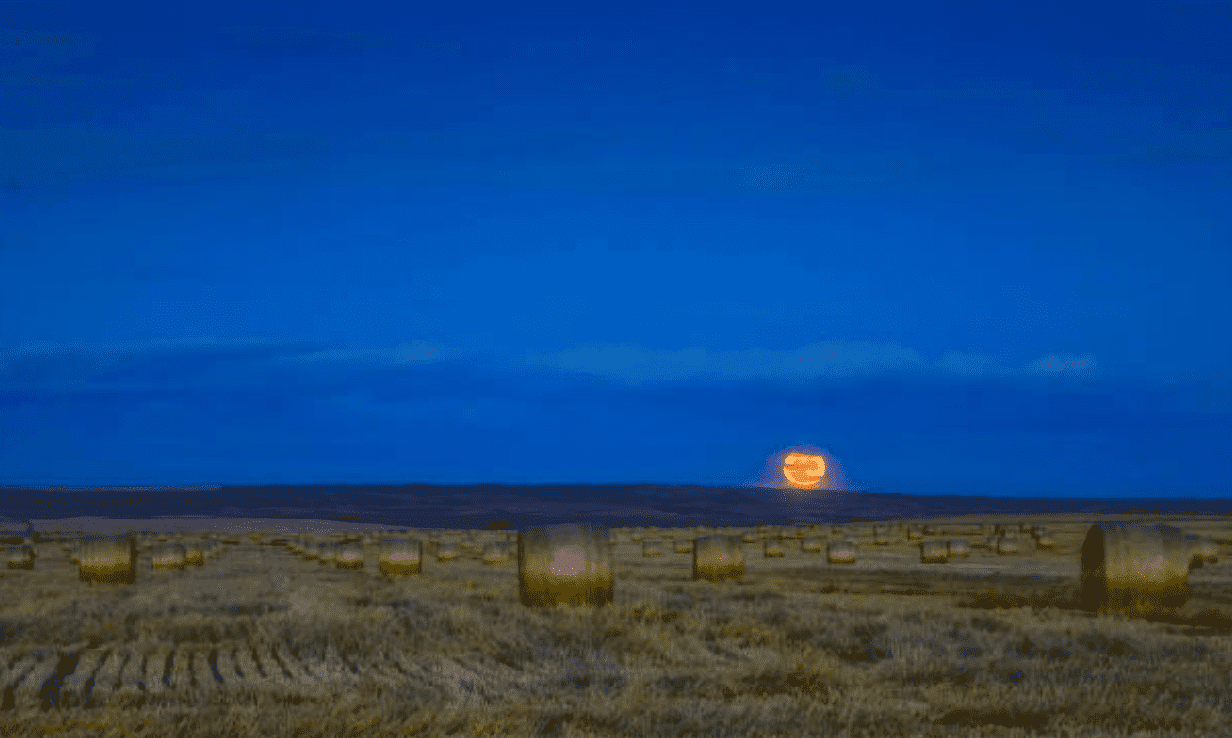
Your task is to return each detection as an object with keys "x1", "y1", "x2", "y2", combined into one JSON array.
[{"x1": 0, "y1": 515, "x2": 1228, "y2": 737}]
